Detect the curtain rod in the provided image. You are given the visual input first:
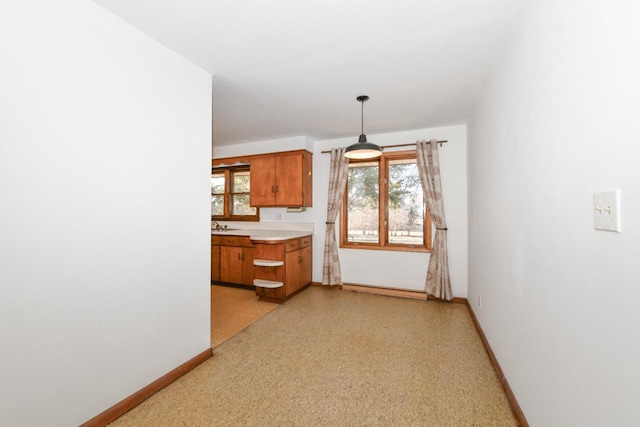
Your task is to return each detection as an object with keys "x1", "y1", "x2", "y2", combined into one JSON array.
[{"x1": 320, "y1": 140, "x2": 448, "y2": 154}]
